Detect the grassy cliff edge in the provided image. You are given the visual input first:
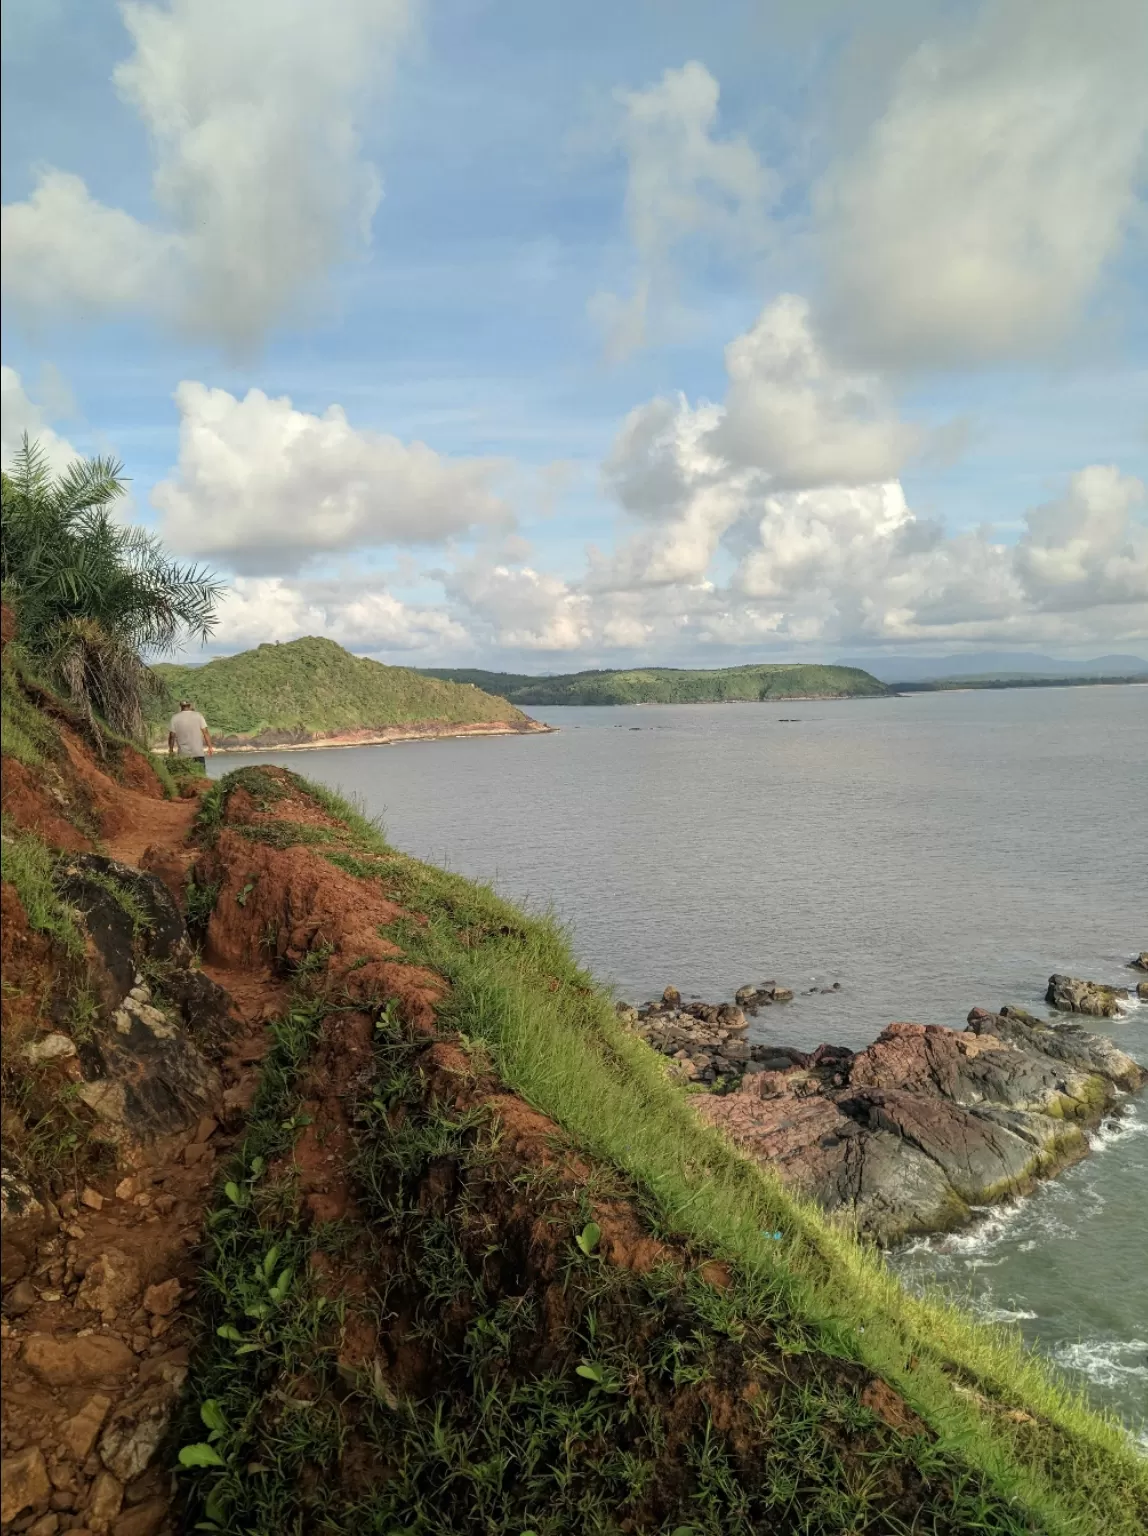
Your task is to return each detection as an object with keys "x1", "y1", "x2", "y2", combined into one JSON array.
[
  {"x1": 3, "y1": 641, "x2": 1145, "y2": 1533},
  {"x1": 172, "y1": 765, "x2": 1145, "y2": 1534}
]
